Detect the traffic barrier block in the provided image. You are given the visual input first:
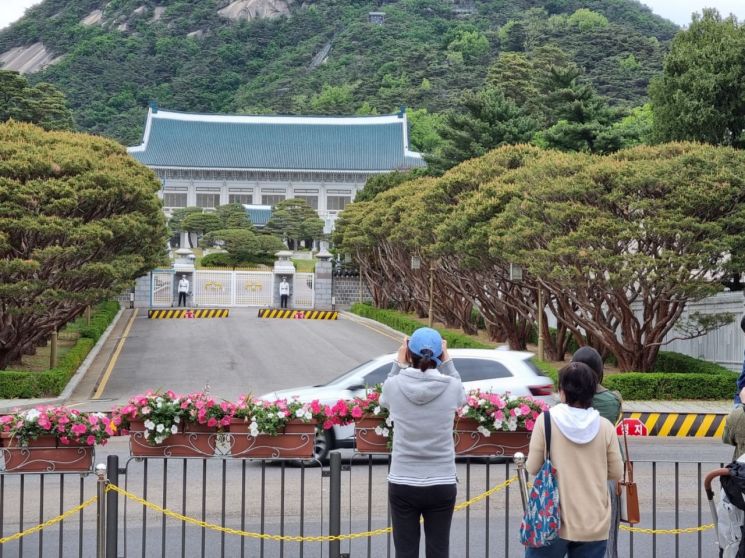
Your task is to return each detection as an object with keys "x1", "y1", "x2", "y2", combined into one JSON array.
[
  {"x1": 621, "y1": 411, "x2": 726, "y2": 438},
  {"x1": 148, "y1": 308, "x2": 229, "y2": 319},
  {"x1": 257, "y1": 309, "x2": 338, "y2": 320}
]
